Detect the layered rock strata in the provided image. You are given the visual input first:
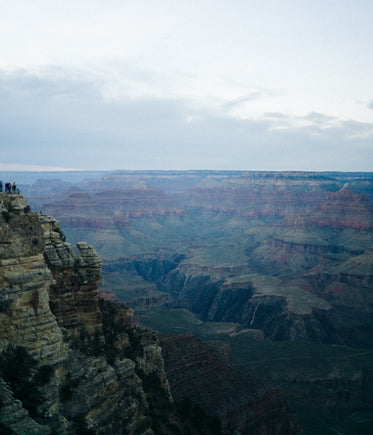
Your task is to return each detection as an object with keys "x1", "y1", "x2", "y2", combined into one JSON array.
[
  {"x1": 0, "y1": 193, "x2": 66, "y2": 363},
  {"x1": 41, "y1": 213, "x2": 103, "y2": 335},
  {"x1": 0, "y1": 193, "x2": 174, "y2": 434}
]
